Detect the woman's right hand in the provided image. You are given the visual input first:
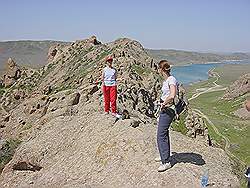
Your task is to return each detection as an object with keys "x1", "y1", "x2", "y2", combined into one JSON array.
[{"x1": 160, "y1": 103, "x2": 165, "y2": 110}]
